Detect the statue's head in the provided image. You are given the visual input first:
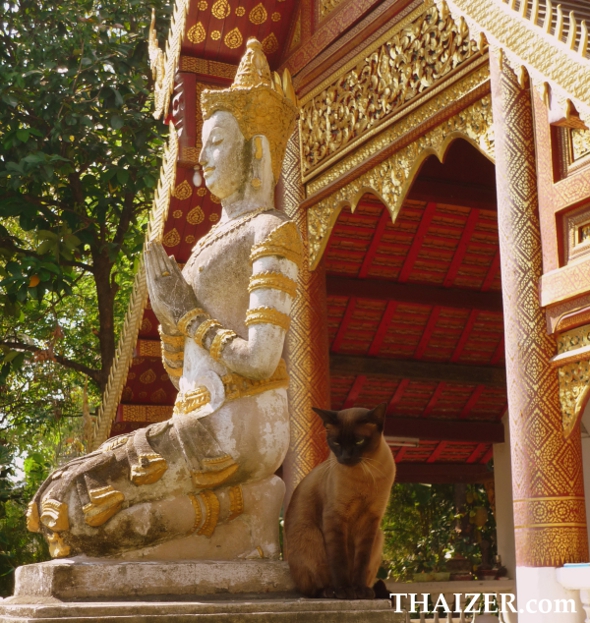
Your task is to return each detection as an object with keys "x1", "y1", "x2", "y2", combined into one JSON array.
[{"x1": 199, "y1": 39, "x2": 298, "y2": 201}]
